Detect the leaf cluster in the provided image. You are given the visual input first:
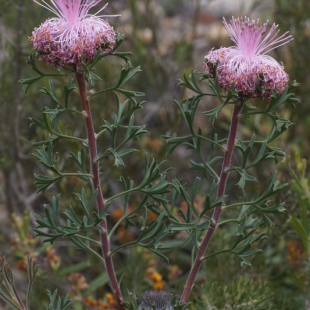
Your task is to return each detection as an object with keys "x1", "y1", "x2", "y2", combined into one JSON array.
[
  {"x1": 26, "y1": 39, "x2": 173, "y2": 261},
  {"x1": 162, "y1": 70, "x2": 297, "y2": 265},
  {"x1": 46, "y1": 290, "x2": 71, "y2": 310},
  {"x1": 0, "y1": 256, "x2": 38, "y2": 310},
  {"x1": 34, "y1": 189, "x2": 102, "y2": 247}
]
